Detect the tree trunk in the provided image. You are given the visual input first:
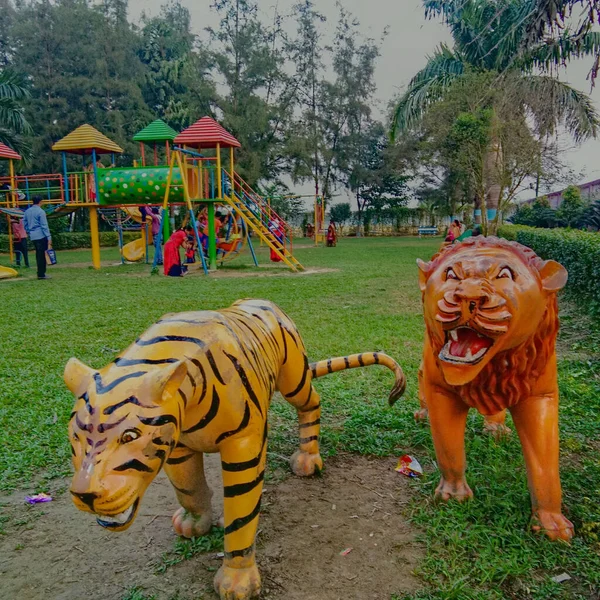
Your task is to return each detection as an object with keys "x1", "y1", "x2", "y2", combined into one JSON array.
[
  {"x1": 355, "y1": 189, "x2": 363, "y2": 237},
  {"x1": 484, "y1": 132, "x2": 503, "y2": 235}
]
